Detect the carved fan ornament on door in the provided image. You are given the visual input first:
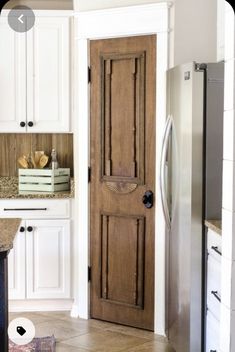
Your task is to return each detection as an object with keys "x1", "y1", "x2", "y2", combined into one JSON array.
[{"x1": 100, "y1": 52, "x2": 146, "y2": 195}]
